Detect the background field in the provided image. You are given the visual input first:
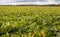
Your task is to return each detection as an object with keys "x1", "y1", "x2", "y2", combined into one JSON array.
[{"x1": 0, "y1": 6, "x2": 60, "y2": 37}]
